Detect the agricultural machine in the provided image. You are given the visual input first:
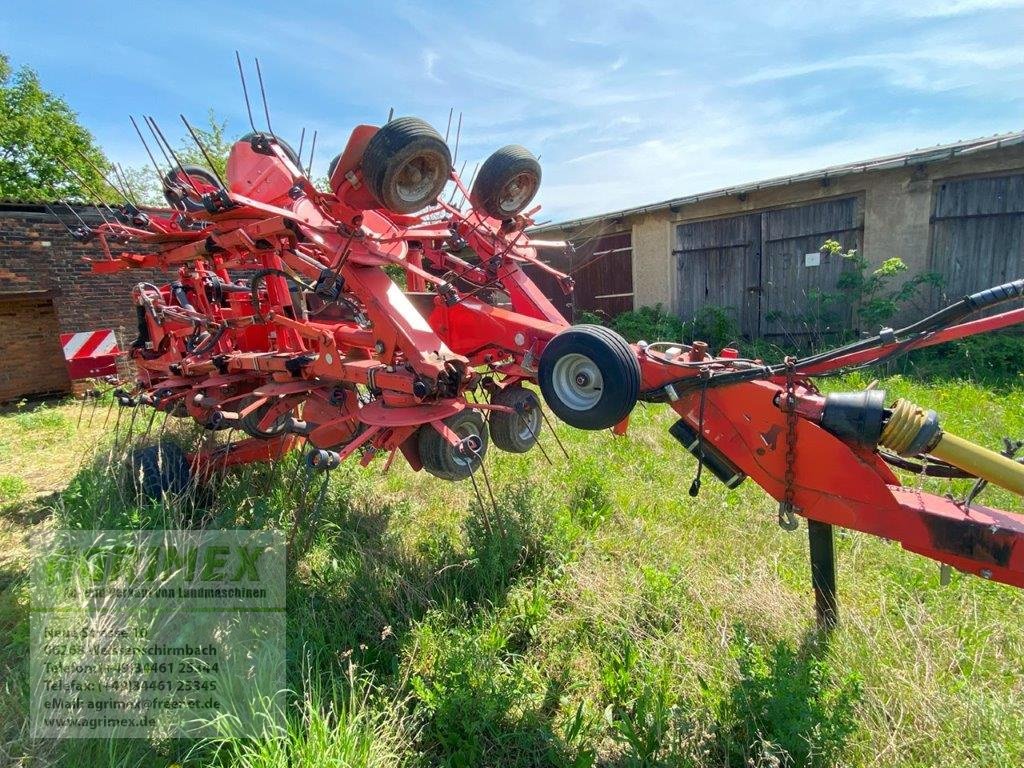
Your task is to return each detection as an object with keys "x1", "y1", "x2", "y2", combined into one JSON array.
[{"x1": 56, "y1": 60, "x2": 1024, "y2": 624}]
